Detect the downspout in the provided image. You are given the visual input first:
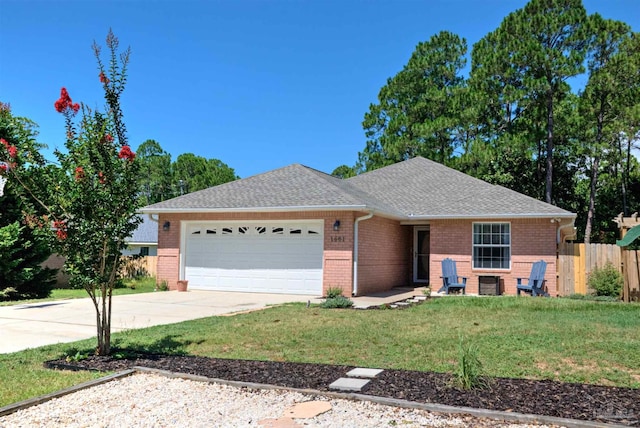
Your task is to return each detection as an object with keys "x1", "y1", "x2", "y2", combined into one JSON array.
[
  {"x1": 557, "y1": 219, "x2": 576, "y2": 243},
  {"x1": 353, "y1": 211, "x2": 374, "y2": 296},
  {"x1": 147, "y1": 213, "x2": 159, "y2": 223}
]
